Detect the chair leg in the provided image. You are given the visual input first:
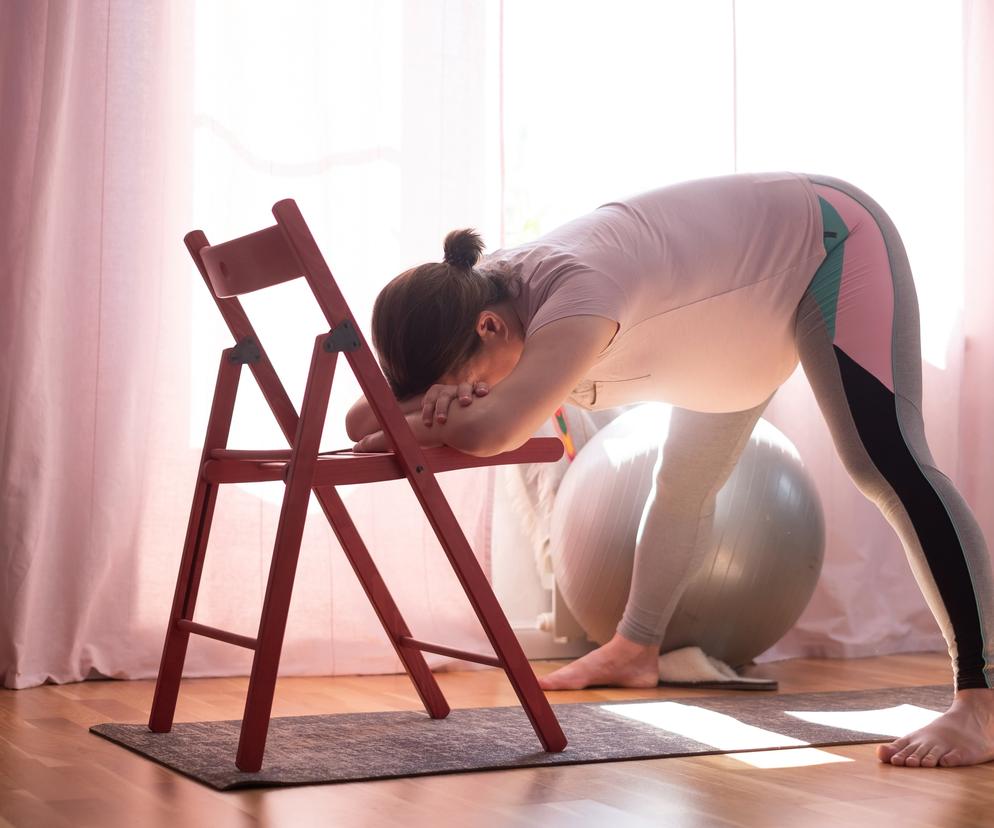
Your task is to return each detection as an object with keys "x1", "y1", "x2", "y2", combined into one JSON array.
[
  {"x1": 235, "y1": 493, "x2": 310, "y2": 771},
  {"x1": 236, "y1": 336, "x2": 336, "y2": 772},
  {"x1": 414, "y1": 476, "x2": 568, "y2": 752},
  {"x1": 312, "y1": 484, "x2": 449, "y2": 719},
  {"x1": 148, "y1": 480, "x2": 219, "y2": 731},
  {"x1": 149, "y1": 353, "x2": 240, "y2": 733}
]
